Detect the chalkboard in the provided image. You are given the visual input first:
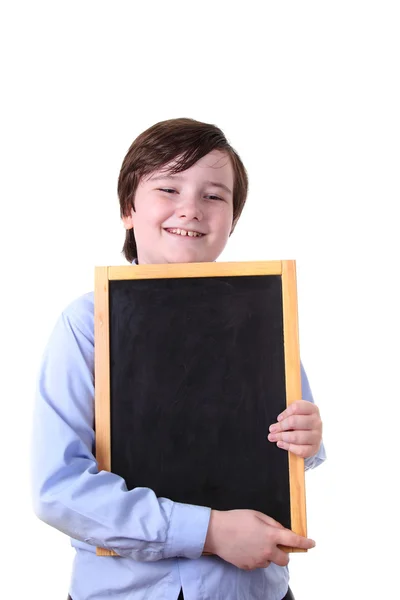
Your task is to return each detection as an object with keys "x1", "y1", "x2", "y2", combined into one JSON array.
[{"x1": 94, "y1": 261, "x2": 306, "y2": 556}]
